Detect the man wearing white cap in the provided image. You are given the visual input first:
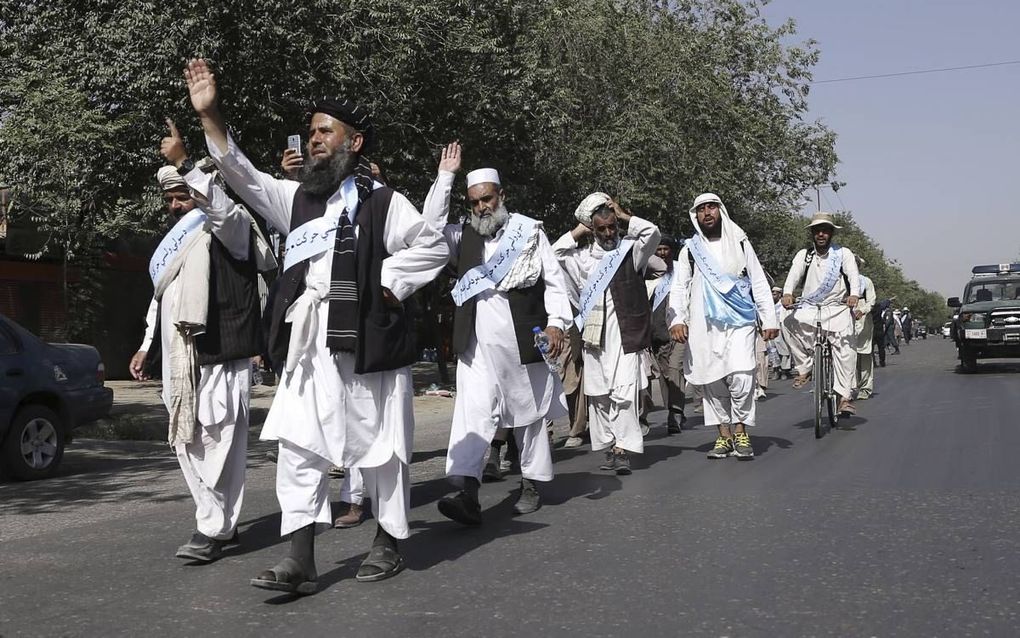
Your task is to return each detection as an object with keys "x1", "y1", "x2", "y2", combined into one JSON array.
[
  {"x1": 852, "y1": 257, "x2": 877, "y2": 400},
  {"x1": 421, "y1": 143, "x2": 570, "y2": 524},
  {"x1": 668, "y1": 193, "x2": 778, "y2": 459},
  {"x1": 130, "y1": 119, "x2": 276, "y2": 562},
  {"x1": 185, "y1": 59, "x2": 448, "y2": 593},
  {"x1": 553, "y1": 192, "x2": 660, "y2": 474},
  {"x1": 781, "y1": 212, "x2": 861, "y2": 415}
]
